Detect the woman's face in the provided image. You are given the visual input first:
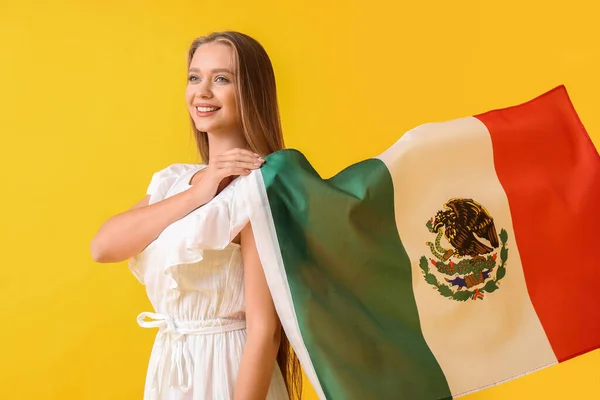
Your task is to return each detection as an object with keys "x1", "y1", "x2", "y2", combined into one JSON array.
[{"x1": 186, "y1": 42, "x2": 240, "y2": 136}]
